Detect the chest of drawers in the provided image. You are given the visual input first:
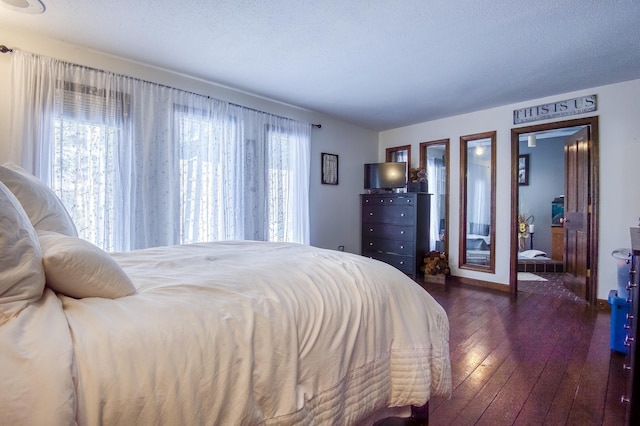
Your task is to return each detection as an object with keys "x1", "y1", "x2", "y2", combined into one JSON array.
[
  {"x1": 624, "y1": 227, "x2": 640, "y2": 424},
  {"x1": 360, "y1": 193, "x2": 430, "y2": 278}
]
